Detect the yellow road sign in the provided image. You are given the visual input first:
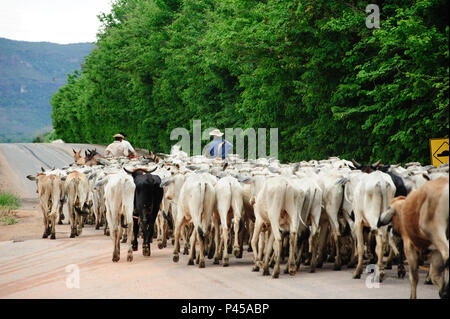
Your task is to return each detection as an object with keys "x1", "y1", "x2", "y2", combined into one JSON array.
[{"x1": 429, "y1": 138, "x2": 449, "y2": 167}]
